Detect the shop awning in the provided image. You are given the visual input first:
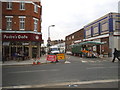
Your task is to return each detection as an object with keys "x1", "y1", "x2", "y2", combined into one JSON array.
[
  {"x1": 79, "y1": 41, "x2": 105, "y2": 46},
  {"x1": 71, "y1": 41, "x2": 105, "y2": 47}
]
